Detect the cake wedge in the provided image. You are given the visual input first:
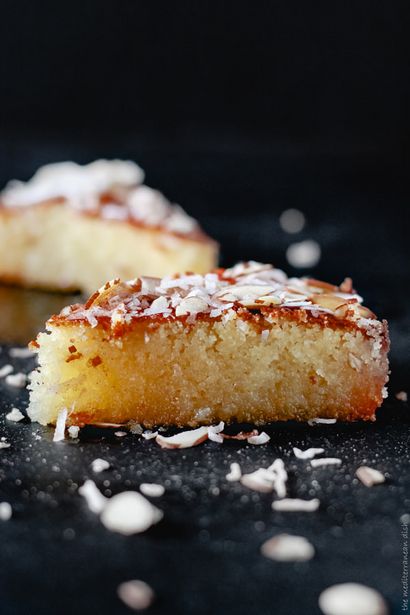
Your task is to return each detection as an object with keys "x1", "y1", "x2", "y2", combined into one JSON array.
[
  {"x1": 28, "y1": 262, "x2": 389, "y2": 427},
  {"x1": 0, "y1": 159, "x2": 218, "y2": 293}
]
